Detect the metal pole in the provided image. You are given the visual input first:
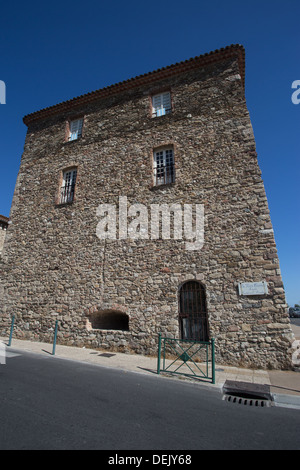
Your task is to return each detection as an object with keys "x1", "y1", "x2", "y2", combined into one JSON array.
[
  {"x1": 211, "y1": 338, "x2": 215, "y2": 384},
  {"x1": 8, "y1": 315, "x2": 15, "y2": 347},
  {"x1": 52, "y1": 320, "x2": 58, "y2": 356},
  {"x1": 157, "y1": 333, "x2": 161, "y2": 375}
]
